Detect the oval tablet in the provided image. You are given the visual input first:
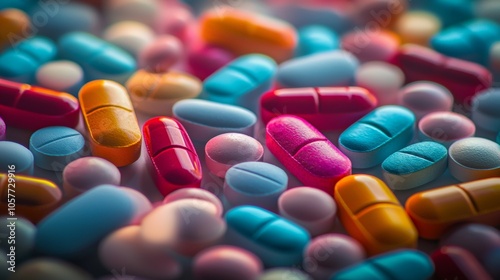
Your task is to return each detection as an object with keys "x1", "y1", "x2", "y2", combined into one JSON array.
[
  {"x1": 36, "y1": 60, "x2": 84, "y2": 97},
  {"x1": 418, "y1": 112, "x2": 475, "y2": 147},
  {"x1": 296, "y1": 25, "x2": 339, "y2": 57},
  {"x1": 472, "y1": 88, "x2": 500, "y2": 132},
  {"x1": 163, "y1": 188, "x2": 223, "y2": 217},
  {"x1": 382, "y1": 141, "x2": 448, "y2": 190},
  {"x1": 0, "y1": 8, "x2": 30, "y2": 51},
  {"x1": 398, "y1": 81, "x2": 454, "y2": 119},
  {"x1": 0, "y1": 141, "x2": 33, "y2": 175},
  {"x1": 103, "y1": 21, "x2": 155, "y2": 58},
  {"x1": 339, "y1": 105, "x2": 415, "y2": 169},
  {"x1": 0, "y1": 216, "x2": 35, "y2": 261},
  {"x1": 355, "y1": 62, "x2": 405, "y2": 106}
]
